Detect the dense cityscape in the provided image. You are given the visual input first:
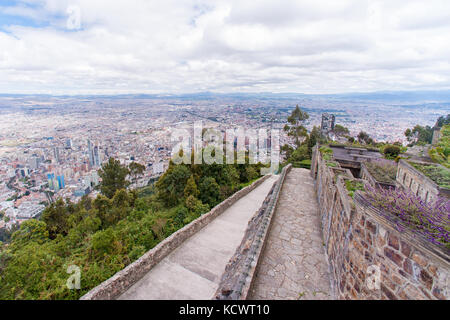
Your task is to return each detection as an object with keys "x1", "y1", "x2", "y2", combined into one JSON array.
[{"x1": 0, "y1": 93, "x2": 448, "y2": 234}]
